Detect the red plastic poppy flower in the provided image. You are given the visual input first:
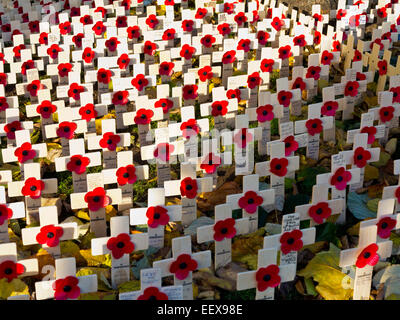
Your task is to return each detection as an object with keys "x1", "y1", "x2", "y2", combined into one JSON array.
[
  {"x1": 224, "y1": 2, "x2": 235, "y2": 14},
  {"x1": 112, "y1": 91, "x2": 129, "y2": 105},
  {"x1": 218, "y1": 23, "x2": 231, "y2": 36},
  {"x1": 84, "y1": 187, "x2": 110, "y2": 211},
  {"x1": 360, "y1": 126, "x2": 377, "y2": 144},
  {"x1": 182, "y1": 84, "x2": 198, "y2": 100},
  {"x1": 59, "y1": 21, "x2": 71, "y2": 34},
  {"x1": 97, "y1": 68, "x2": 112, "y2": 84},
  {"x1": 68, "y1": 83, "x2": 84, "y2": 101},
  {"x1": 353, "y1": 147, "x2": 371, "y2": 168},
  {"x1": 331, "y1": 40, "x2": 341, "y2": 52},
  {"x1": 353, "y1": 49, "x2": 362, "y2": 62},
  {"x1": 117, "y1": 54, "x2": 130, "y2": 70},
  {"x1": 82, "y1": 47, "x2": 95, "y2": 64},
  {"x1": 344, "y1": 81, "x2": 359, "y2": 97},
  {"x1": 47, "y1": 44, "x2": 62, "y2": 59},
  {"x1": 72, "y1": 33, "x2": 84, "y2": 48},
  {"x1": 12, "y1": 29, "x2": 22, "y2": 37},
  {"x1": 126, "y1": 26, "x2": 140, "y2": 40},
  {"x1": 379, "y1": 106, "x2": 395, "y2": 123},
  {"x1": 36, "y1": 224, "x2": 64, "y2": 247},
  {"x1": 155, "y1": 98, "x2": 174, "y2": 114},
  {"x1": 99, "y1": 132, "x2": 121, "y2": 151},
  {"x1": 67, "y1": 155, "x2": 90, "y2": 175},
  {"x1": 320, "y1": 50, "x2": 334, "y2": 66},
  {"x1": 21, "y1": 177, "x2": 45, "y2": 199},
  {"x1": 270, "y1": 158, "x2": 289, "y2": 177},
  {"x1": 0, "y1": 204, "x2": 12, "y2": 226},
  {"x1": 180, "y1": 44, "x2": 196, "y2": 60},
  {"x1": 56, "y1": 121, "x2": 77, "y2": 139},
  {"x1": 376, "y1": 217, "x2": 397, "y2": 239},
  {"x1": 227, "y1": 89, "x2": 241, "y2": 102},
  {"x1": 247, "y1": 72, "x2": 261, "y2": 89},
  {"x1": 370, "y1": 38, "x2": 384, "y2": 51},
  {"x1": 291, "y1": 77, "x2": 306, "y2": 91},
  {"x1": 293, "y1": 35, "x2": 306, "y2": 47},
  {"x1": 134, "y1": 108, "x2": 153, "y2": 125},
  {"x1": 145, "y1": 14, "x2": 159, "y2": 29},
  {"x1": 321, "y1": 101, "x2": 338, "y2": 117},
  {"x1": 1, "y1": 24, "x2": 11, "y2": 33},
  {"x1": 143, "y1": 41, "x2": 157, "y2": 56},
  {"x1": 279, "y1": 45, "x2": 292, "y2": 60},
  {"x1": 146, "y1": 206, "x2": 169, "y2": 228},
  {"x1": 14, "y1": 142, "x2": 36, "y2": 164},
  {"x1": 314, "y1": 30, "x2": 321, "y2": 45},
  {"x1": 280, "y1": 229, "x2": 303, "y2": 254},
  {"x1": 180, "y1": 119, "x2": 200, "y2": 139},
  {"x1": 153, "y1": 143, "x2": 174, "y2": 162},
  {"x1": 36, "y1": 100, "x2": 56, "y2": 119},
  {"x1": 116, "y1": 165, "x2": 137, "y2": 185},
  {"x1": 53, "y1": 276, "x2": 80, "y2": 300},
  {"x1": 95, "y1": 6, "x2": 106, "y2": 17},
  {"x1": 271, "y1": 17, "x2": 284, "y2": 31},
  {"x1": 198, "y1": 66, "x2": 213, "y2": 82},
  {"x1": 13, "y1": 44, "x2": 26, "y2": 59},
  {"x1": 381, "y1": 32, "x2": 392, "y2": 43},
  {"x1": 255, "y1": 264, "x2": 281, "y2": 291},
  {"x1": 79, "y1": 103, "x2": 97, "y2": 122},
  {"x1": 21, "y1": 60, "x2": 35, "y2": 76},
  {"x1": 138, "y1": 287, "x2": 168, "y2": 300},
  {"x1": 27, "y1": 80, "x2": 44, "y2": 97},
  {"x1": 195, "y1": 8, "x2": 207, "y2": 19},
  {"x1": 0, "y1": 53, "x2": 6, "y2": 64},
  {"x1": 283, "y1": 135, "x2": 299, "y2": 156},
  {"x1": 377, "y1": 7, "x2": 387, "y2": 18},
  {"x1": 378, "y1": 60, "x2": 388, "y2": 76},
  {"x1": 131, "y1": 74, "x2": 148, "y2": 91},
  {"x1": 182, "y1": 19, "x2": 194, "y2": 32},
  {"x1": 306, "y1": 66, "x2": 321, "y2": 80},
  {"x1": 313, "y1": 13, "x2": 323, "y2": 23},
  {"x1": 237, "y1": 39, "x2": 251, "y2": 52},
  {"x1": 211, "y1": 100, "x2": 228, "y2": 117},
  {"x1": 213, "y1": 218, "x2": 236, "y2": 241},
  {"x1": 159, "y1": 62, "x2": 174, "y2": 76},
  {"x1": 390, "y1": 86, "x2": 400, "y2": 103},
  {"x1": 0, "y1": 260, "x2": 24, "y2": 282},
  {"x1": 169, "y1": 254, "x2": 197, "y2": 280},
  {"x1": 222, "y1": 50, "x2": 236, "y2": 64},
  {"x1": 70, "y1": 6, "x2": 81, "y2": 17},
  {"x1": 257, "y1": 30, "x2": 270, "y2": 45},
  {"x1": 105, "y1": 37, "x2": 120, "y2": 52},
  {"x1": 92, "y1": 21, "x2": 106, "y2": 36},
  {"x1": 57, "y1": 63, "x2": 72, "y2": 78},
  {"x1": 330, "y1": 167, "x2": 352, "y2": 191},
  {"x1": 201, "y1": 34, "x2": 216, "y2": 48},
  {"x1": 256, "y1": 104, "x2": 274, "y2": 123},
  {"x1": 356, "y1": 72, "x2": 366, "y2": 81},
  {"x1": 305, "y1": 118, "x2": 323, "y2": 136},
  {"x1": 336, "y1": 9, "x2": 347, "y2": 20},
  {"x1": 260, "y1": 58, "x2": 274, "y2": 73},
  {"x1": 234, "y1": 128, "x2": 253, "y2": 148},
  {"x1": 180, "y1": 177, "x2": 198, "y2": 199},
  {"x1": 106, "y1": 233, "x2": 134, "y2": 259},
  {"x1": 238, "y1": 191, "x2": 263, "y2": 214},
  {"x1": 200, "y1": 153, "x2": 221, "y2": 174},
  {"x1": 308, "y1": 202, "x2": 332, "y2": 224},
  {"x1": 116, "y1": 16, "x2": 127, "y2": 28},
  {"x1": 4, "y1": 121, "x2": 22, "y2": 140},
  {"x1": 278, "y1": 90, "x2": 293, "y2": 108},
  {"x1": 0, "y1": 97, "x2": 8, "y2": 112},
  {"x1": 122, "y1": 0, "x2": 131, "y2": 9},
  {"x1": 162, "y1": 28, "x2": 175, "y2": 41},
  {"x1": 356, "y1": 243, "x2": 379, "y2": 268}
]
